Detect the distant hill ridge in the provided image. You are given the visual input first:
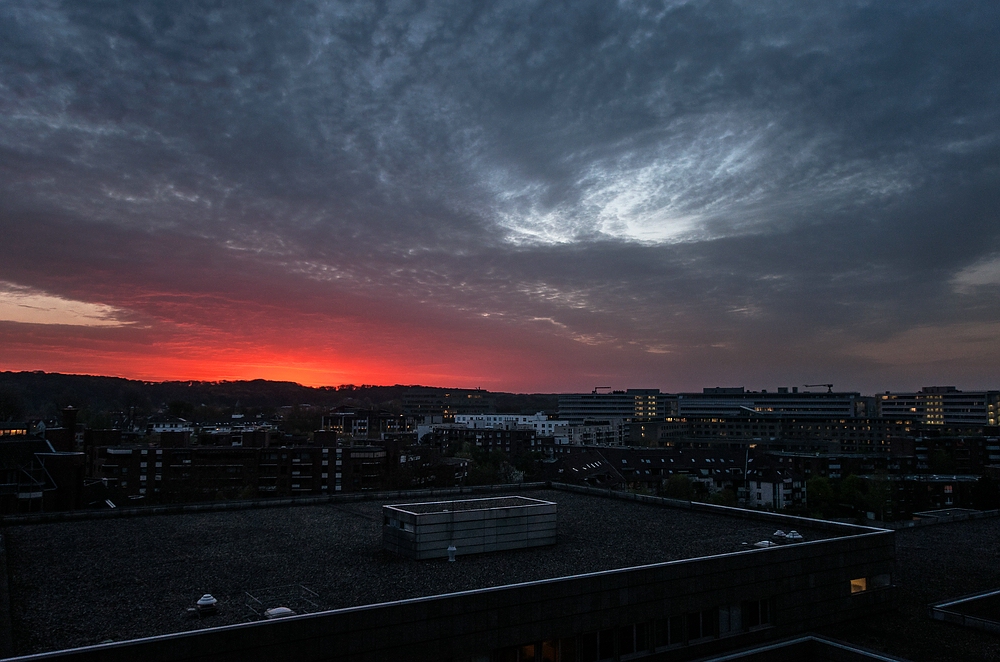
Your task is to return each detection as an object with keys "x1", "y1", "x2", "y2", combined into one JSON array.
[{"x1": 0, "y1": 371, "x2": 558, "y2": 421}]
